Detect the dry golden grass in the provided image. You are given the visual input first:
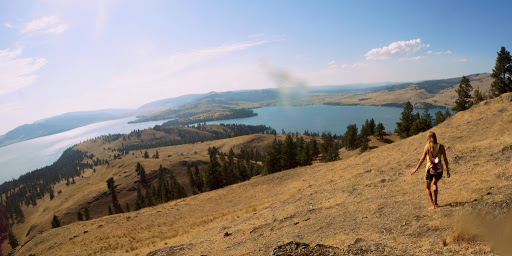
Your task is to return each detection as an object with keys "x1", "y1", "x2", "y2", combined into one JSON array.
[
  {"x1": 9, "y1": 93, "x2": 512, "y2": 255},
  {"x1": 302, "y1": 73, "x2": 493, "y2": 108}
]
